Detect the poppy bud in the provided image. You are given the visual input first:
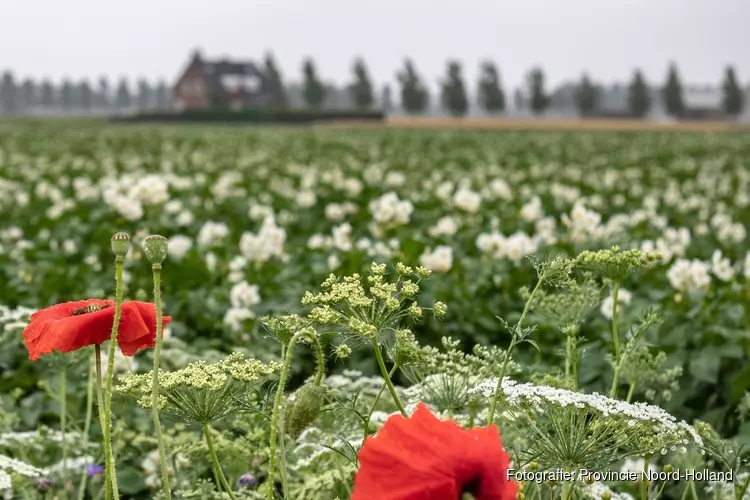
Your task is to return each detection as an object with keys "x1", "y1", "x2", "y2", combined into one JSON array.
[
  {"x1": 282, "y1": 383, "x2": 325, "y2": 438},
  {"x1": 143, "y1": 235, "x2": 168, "y2": 266},
  {"x1": 111, "y1": 232, "x2": 131, "y2": 258}
]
